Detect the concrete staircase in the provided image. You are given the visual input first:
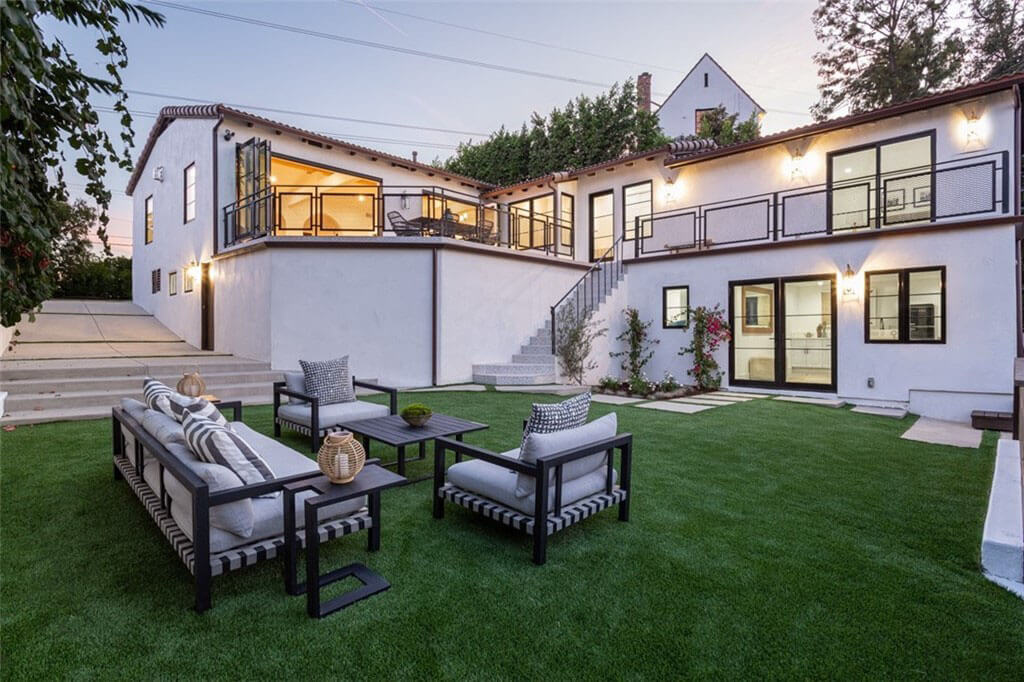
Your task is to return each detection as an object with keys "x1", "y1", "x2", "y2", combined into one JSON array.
[
  {"x1": 473, "y1": 258, "x2": 626, "y2": 385},
  {"x1": 0, "y1": 356, "x2": 281, "y2": 426}
]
